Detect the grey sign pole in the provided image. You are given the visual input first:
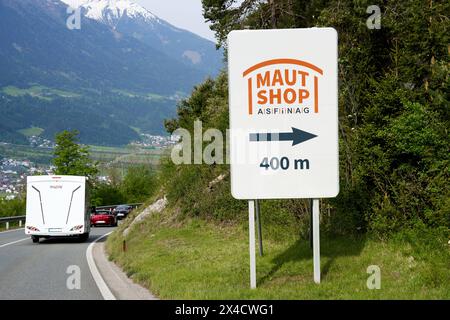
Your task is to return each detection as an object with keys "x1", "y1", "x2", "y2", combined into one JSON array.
[
  {"x1": 312, "y1": 199, "x2": 321, "y2": 283},
  {"x1": 255, "y1": 199, "x2": 263, "y2": 256},
  {"x1": 248, "y1": 200, "x2": 257, "y2": 289},
  {"x1": 309, "y1": 198, "x2": 313, "y2": 250}
]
